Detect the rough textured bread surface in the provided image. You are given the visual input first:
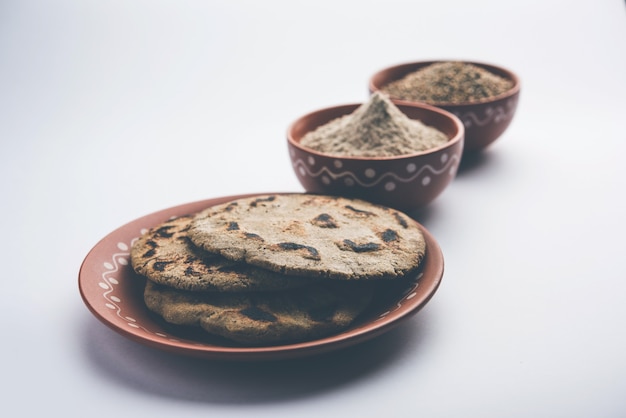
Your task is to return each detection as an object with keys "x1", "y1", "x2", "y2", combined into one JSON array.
[
  {"x1": 189, "y1": 194, "x2": 426, "y2": 280},
  {"x1": 131, "y1": 215, "x2": 315, "y2": 292},
  {"x1": 143, "y1": 279, "x2": 374, "y2": 345}
]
